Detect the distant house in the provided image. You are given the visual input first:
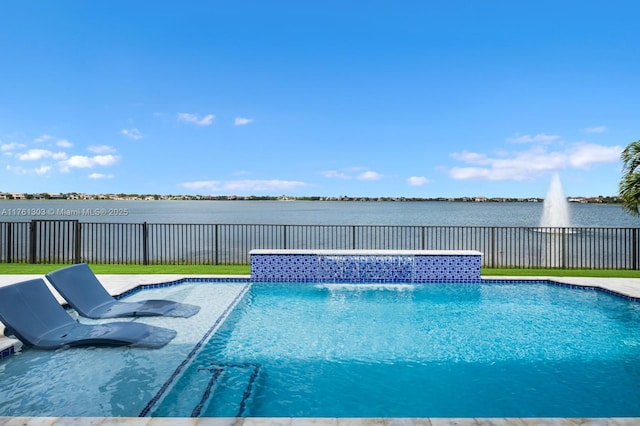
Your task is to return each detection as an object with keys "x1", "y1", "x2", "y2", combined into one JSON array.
[
  {"x1": 474, "y1": 196, "x2": 487, "y2": 202},
  {"x1": 11, "y1": 193, "x2": 26, "y2": 200}
]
